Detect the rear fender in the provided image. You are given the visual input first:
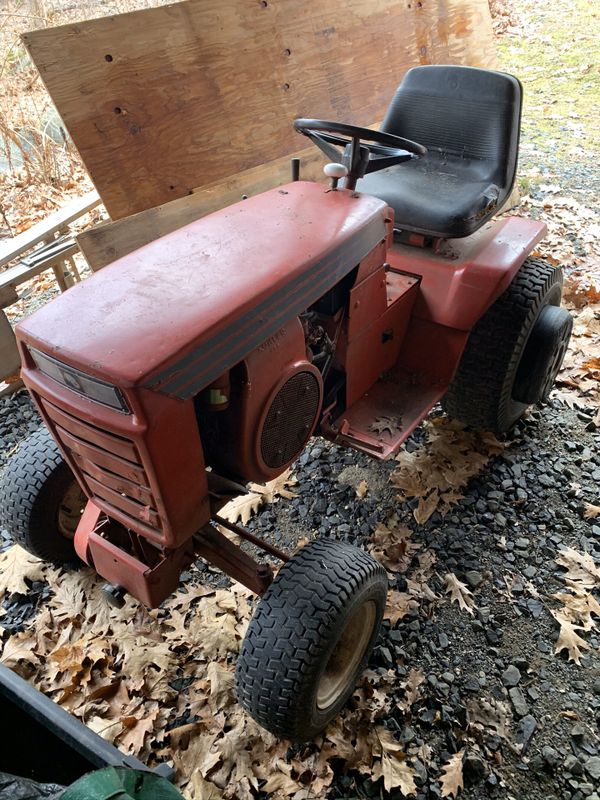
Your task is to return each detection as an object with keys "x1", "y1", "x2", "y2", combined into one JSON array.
[{"x1": 388, "y1": 217, "x2": 547, "y2": 331}]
